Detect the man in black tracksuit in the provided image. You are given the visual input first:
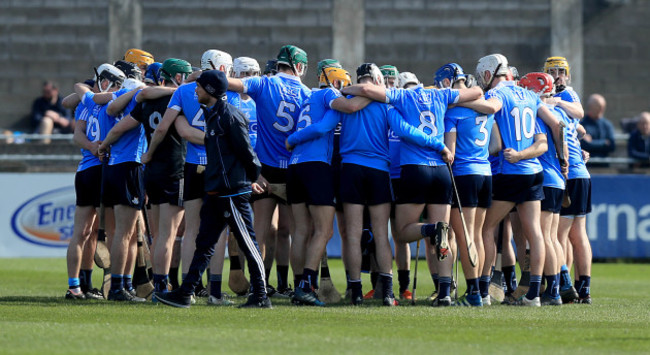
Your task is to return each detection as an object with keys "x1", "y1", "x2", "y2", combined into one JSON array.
[{"x1": 154, "y1": 70, "x2": 270, "y2": 308}]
